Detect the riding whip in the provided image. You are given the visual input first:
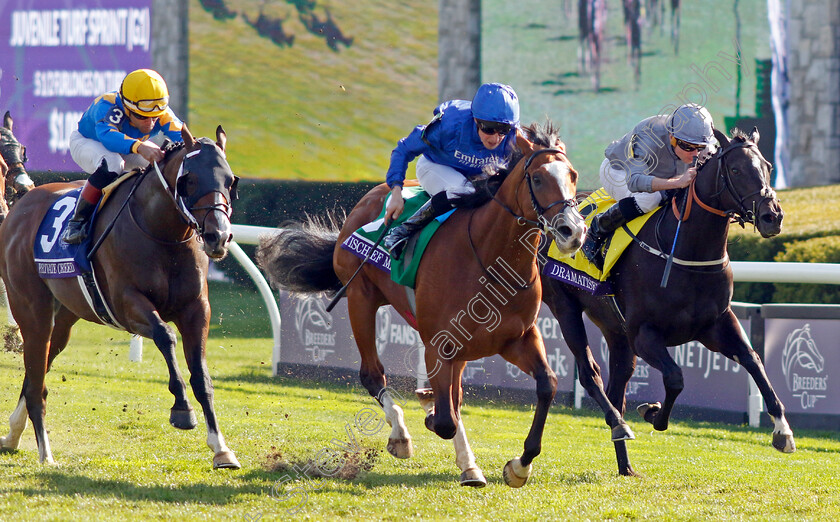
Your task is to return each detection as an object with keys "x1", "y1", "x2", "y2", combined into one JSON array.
[
  {"x1": 326, "y1": 223, "x2": 391, "y2": 312},
  {"x1": 660, "y1": 161, "x2": 695, "y2": 288}
]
